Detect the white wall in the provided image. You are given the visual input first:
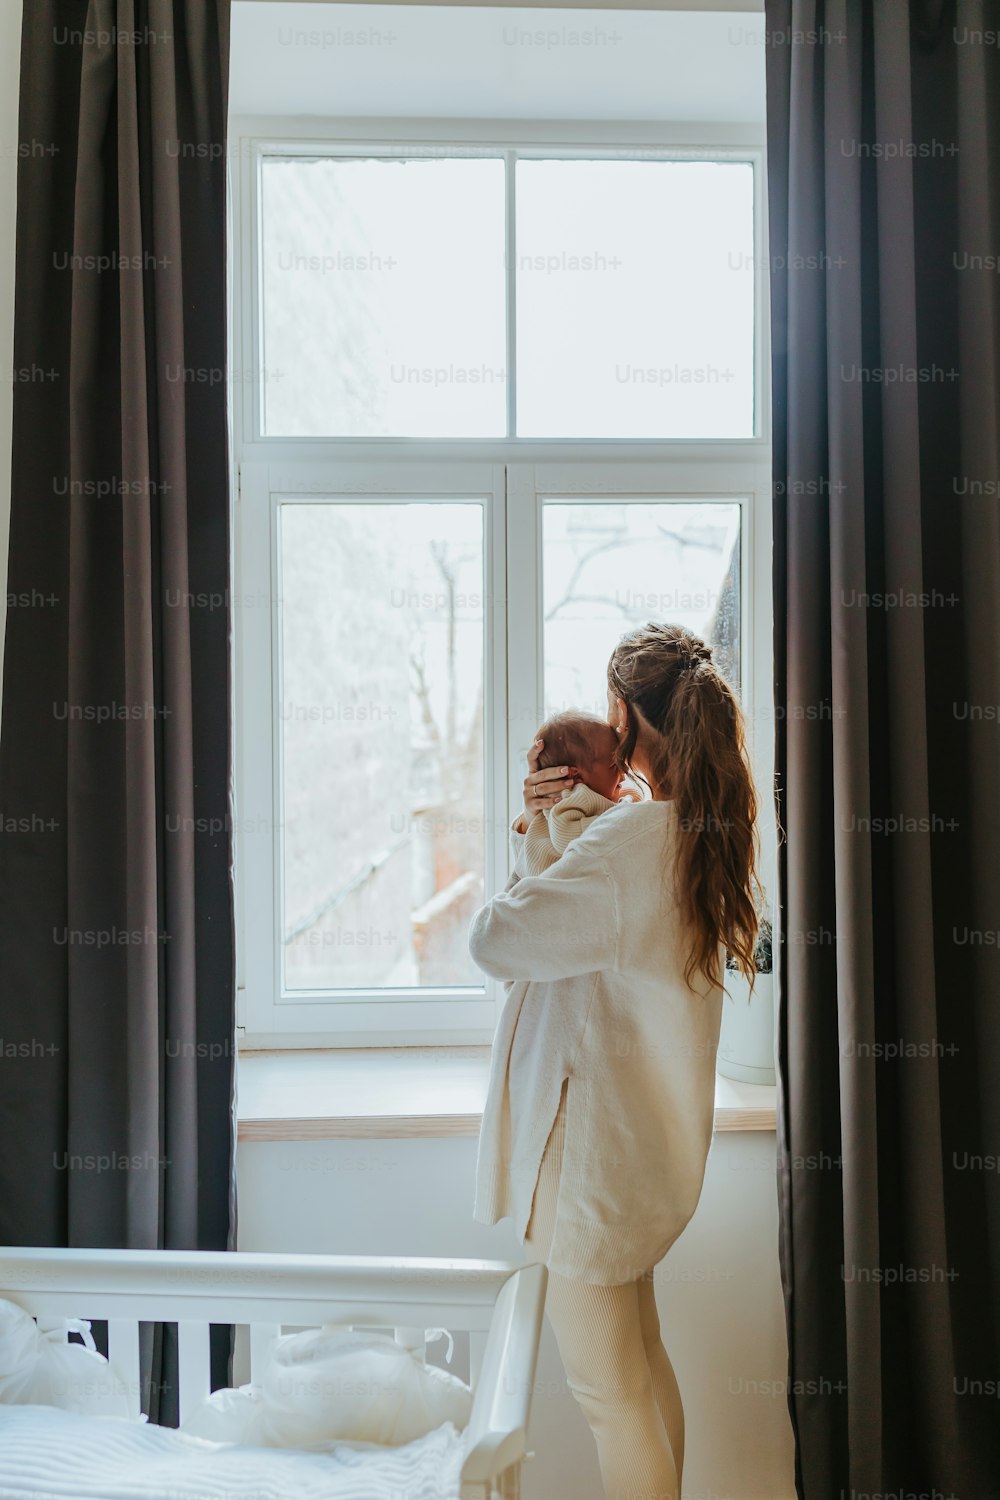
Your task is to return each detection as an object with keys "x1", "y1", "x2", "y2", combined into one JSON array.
[
  {"x1": 238, "y1": 1129, "x2": 796, "y2": 1500},
  {"x1": 0, "y1": 0, "x2": 22, "y2": 672},
  {"x1": 230, "y1": 3, "x2": 767, "y2": 122}
]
